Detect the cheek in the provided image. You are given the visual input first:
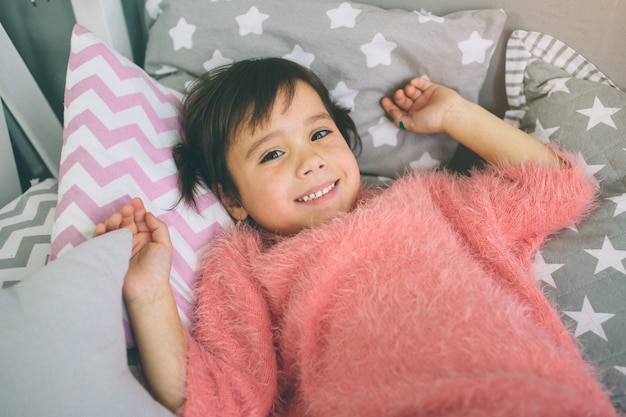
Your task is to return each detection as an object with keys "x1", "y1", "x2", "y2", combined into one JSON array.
[
  {"x1": 337, "y1": 147, "x2": 360, "y2": 177},
  {"x1": 226, "y1": 152, "x2": 261, "y2": 196},
  {"x1": 237, "y1": 170, "x2": 284, "y2": 210}
]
